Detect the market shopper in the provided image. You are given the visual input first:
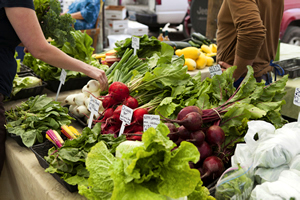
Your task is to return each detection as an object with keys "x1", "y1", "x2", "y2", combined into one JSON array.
[
  {"x1": 61, "y1": 0, "x2": 100, "y2": 30},
  {"x1": 0, "y1": 0, "x2": 108, "y2": 175},
  {"x1": 216, "y1": 0, "x2": 284, "y2": 87}
]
